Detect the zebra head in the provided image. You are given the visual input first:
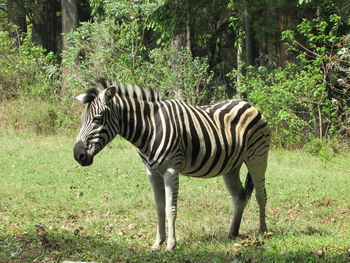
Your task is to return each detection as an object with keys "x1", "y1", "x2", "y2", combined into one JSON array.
[{"x1": 73, "y1": 81, "x2": 118, "y2": 166}]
